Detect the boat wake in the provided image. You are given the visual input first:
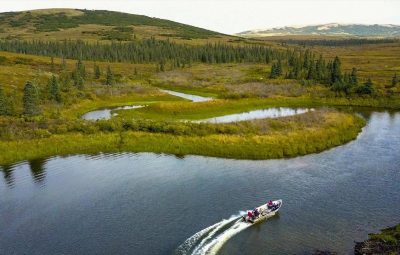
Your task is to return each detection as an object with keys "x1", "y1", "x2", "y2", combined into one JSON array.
[{"x1": 175, "y1": 211, "x2": 250, "y2": 255}]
